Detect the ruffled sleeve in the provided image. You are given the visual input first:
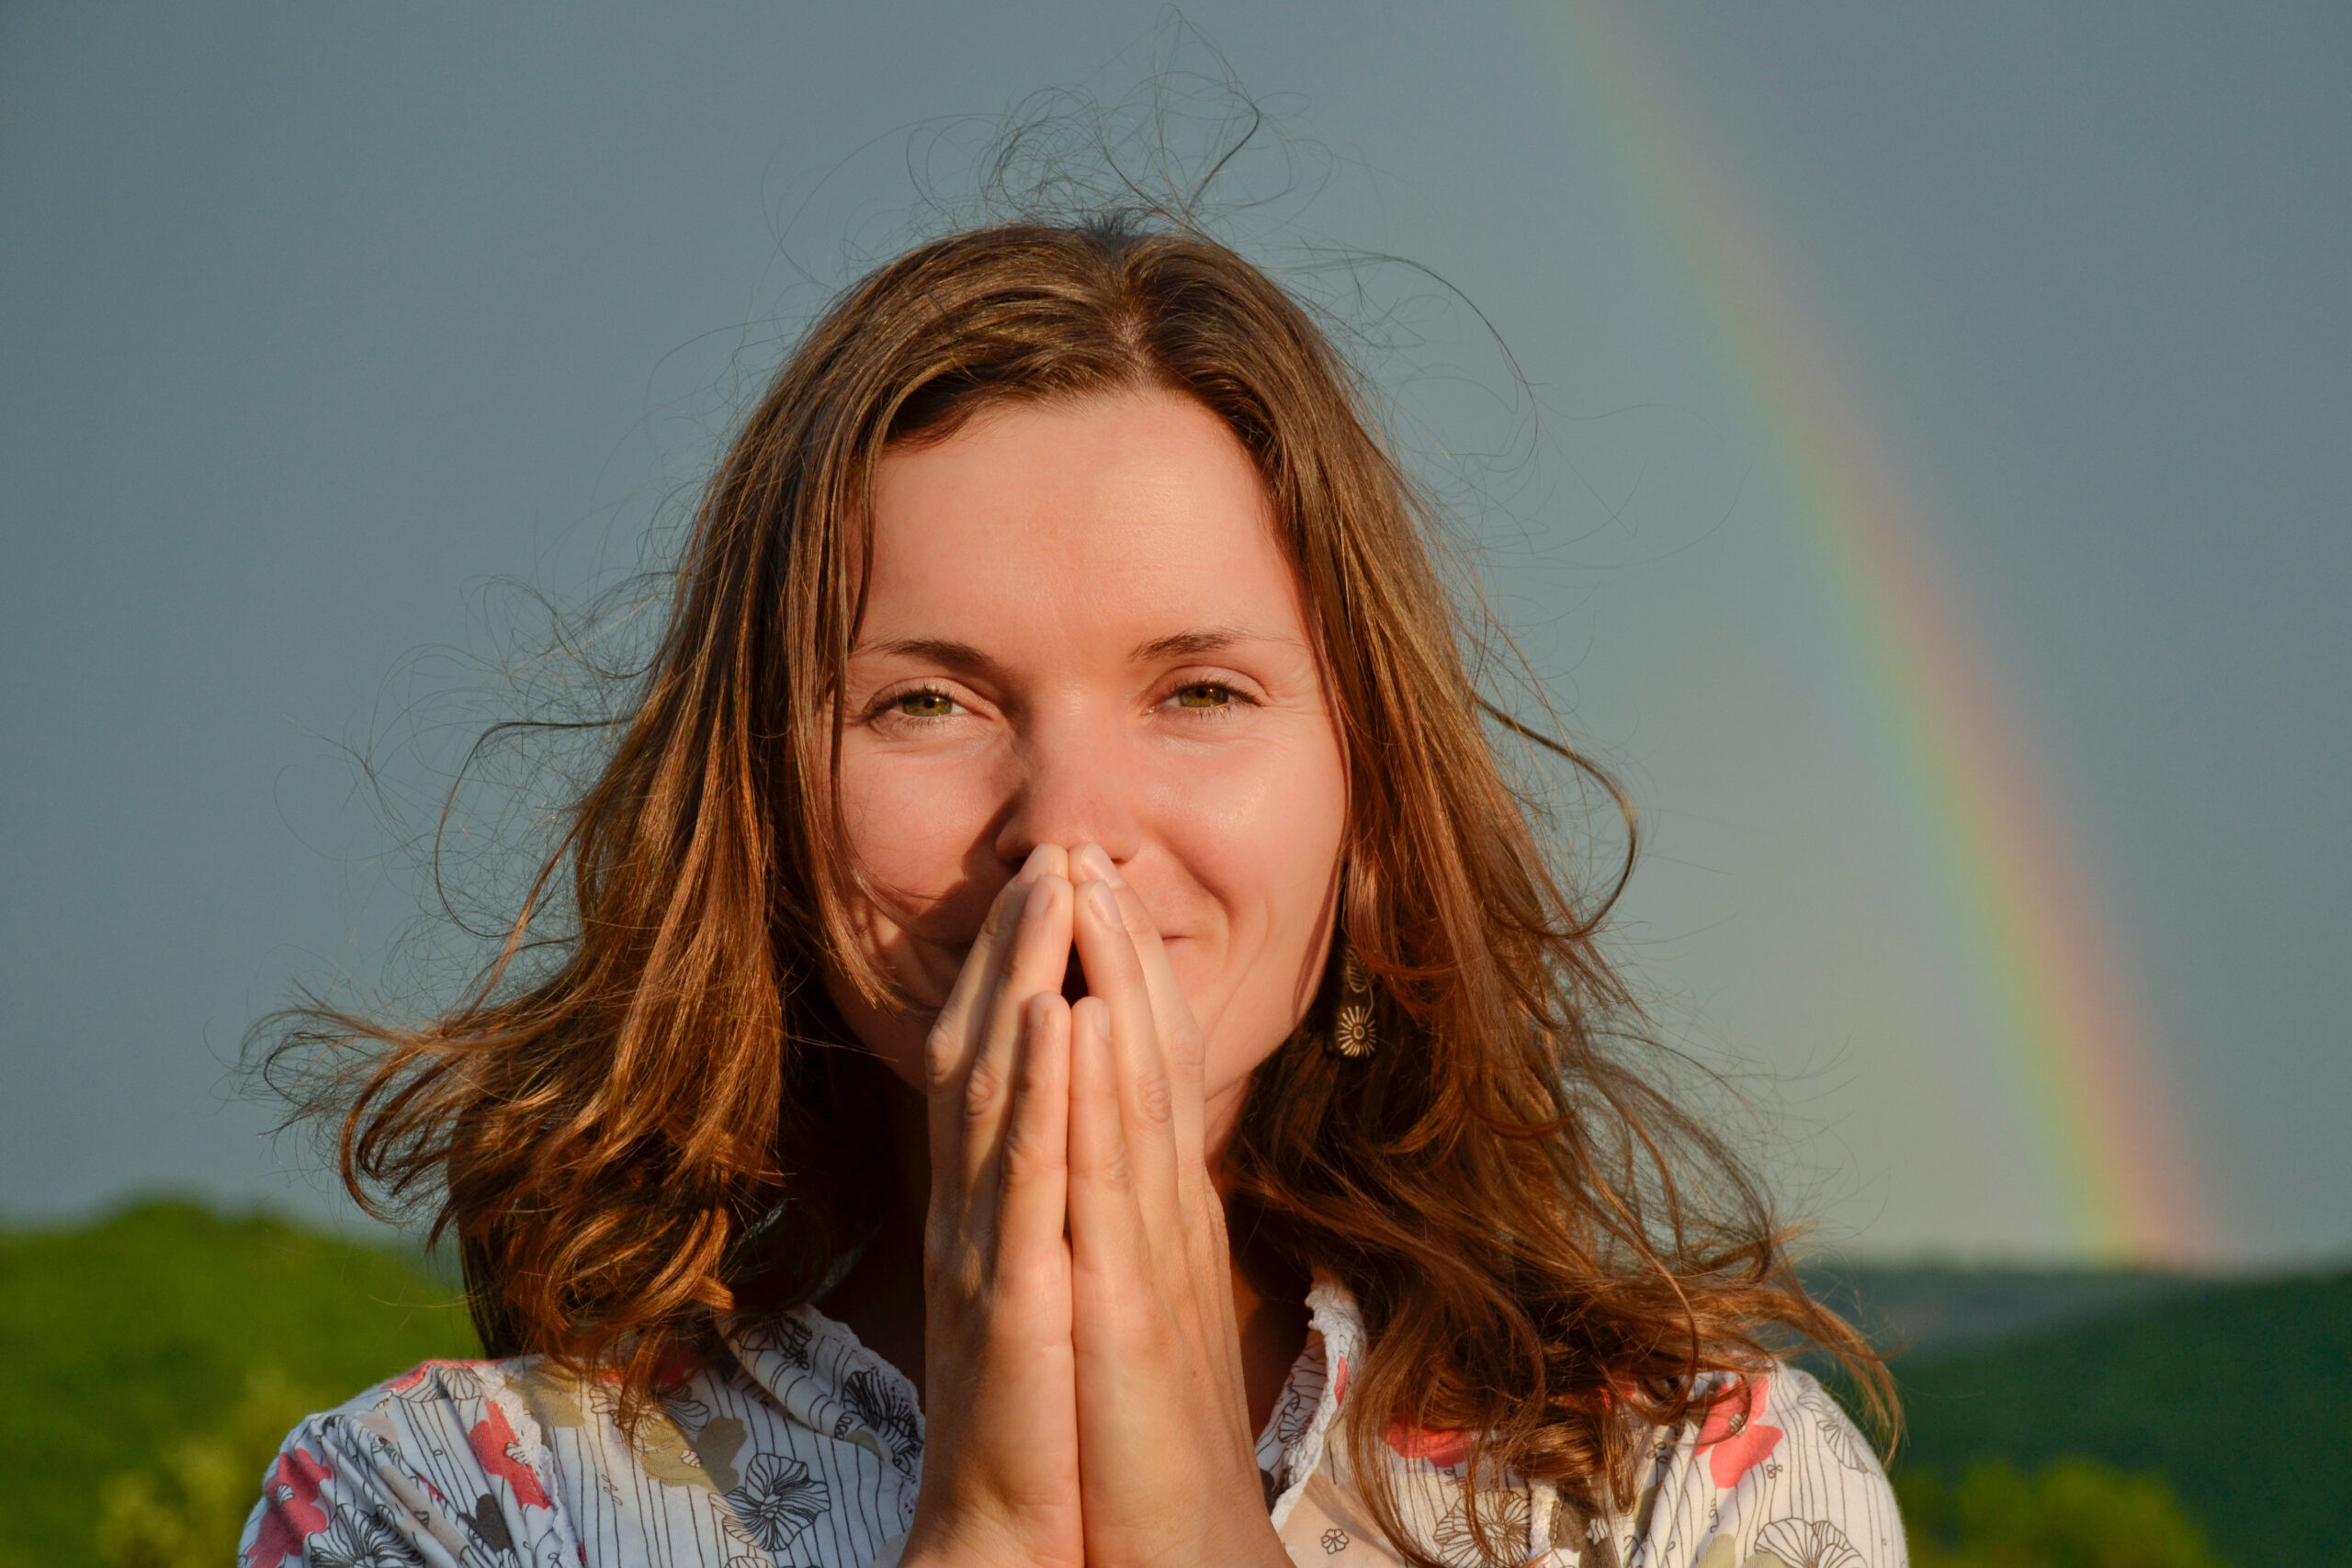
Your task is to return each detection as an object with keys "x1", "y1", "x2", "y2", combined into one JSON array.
[
  {"x1": 239, "y1": 1360, "x2": 582, "y2": 1568},
  {"x1": 1265, "y1": 1279, "x2": 1906, "y2": 1568},
  {"x1": 1622, "y1": 1366, "x2": 1907, "y2": 1568}
]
